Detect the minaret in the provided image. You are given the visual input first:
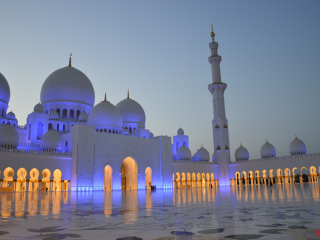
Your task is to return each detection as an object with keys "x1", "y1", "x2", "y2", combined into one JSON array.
[{"x1": 208, "y1": 27, "x2": 231, "y2": 186}]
